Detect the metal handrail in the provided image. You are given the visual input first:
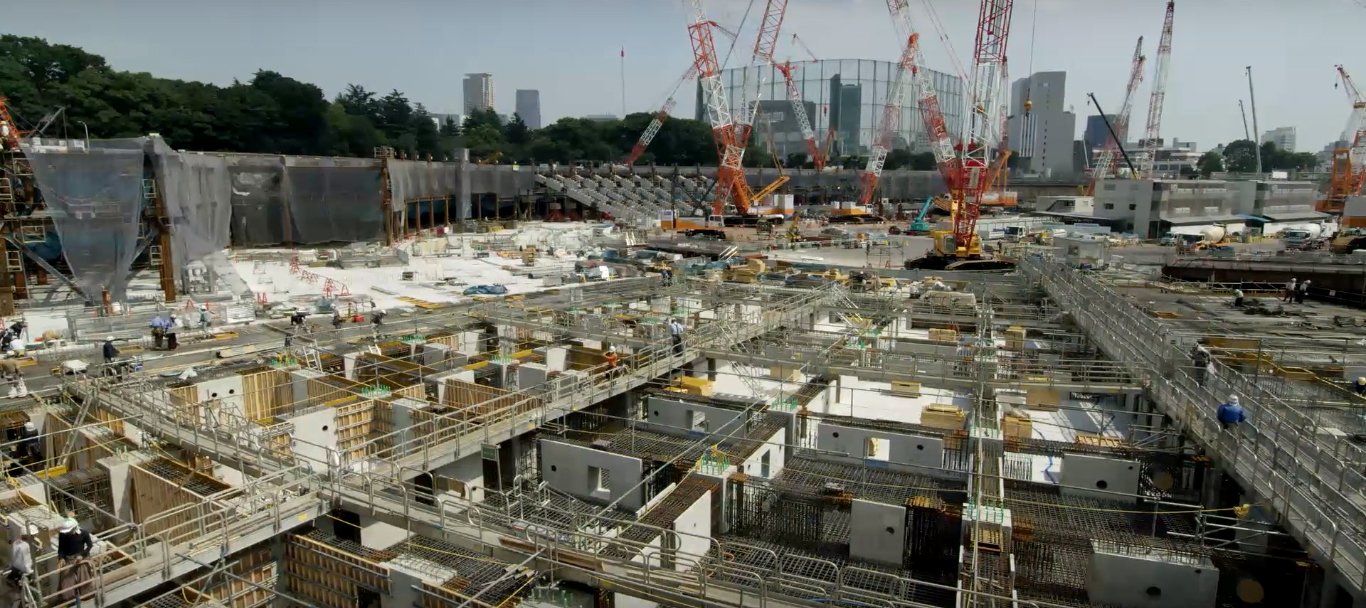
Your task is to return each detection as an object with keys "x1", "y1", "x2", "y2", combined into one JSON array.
[{"x1": 1021, "y1": 254, "x2": 1366, "y2": 593}]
